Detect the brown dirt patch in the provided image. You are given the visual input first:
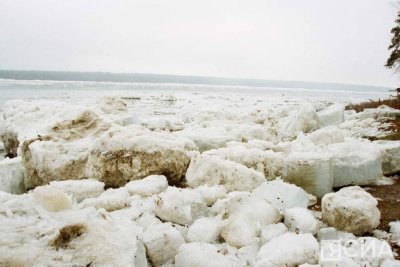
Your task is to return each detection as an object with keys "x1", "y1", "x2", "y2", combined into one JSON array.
[{"x1": 50, "y1": 223, "x2": 86, "y2": 249}]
